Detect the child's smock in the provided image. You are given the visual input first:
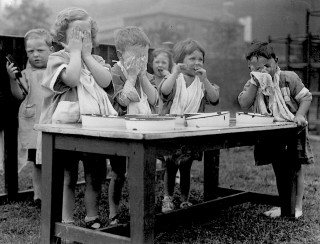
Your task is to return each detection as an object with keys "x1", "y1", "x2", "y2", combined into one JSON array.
[
  {"x1": 238, "y1": 70, "x2": 314, "y2": 165},
  {"x1": 158, "y1": 73, "x2": 219, "y2": 115},
  {"x1": 36, "y1": 50, "x2": 114, "y2": 164},
  {"x1": 158, "y1": 74, "x2": 220, "y2": 163},
  {"x1": 19, "y1": 63, "x2": 46, "y2": 150}
]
